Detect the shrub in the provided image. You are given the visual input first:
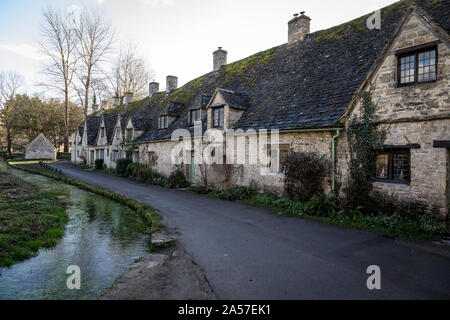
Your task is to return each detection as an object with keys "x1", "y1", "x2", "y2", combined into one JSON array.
[
  {"x1": 167, "y1": 168, "x2": 190, "y2": 189},
  {"x1": 213, "y1": 186, "x2": 256, "y2": 201},
  {"x1": 284, "y1": 152, "x2": 330, "y2": 202},
  {"x1": 126, "y1": 162, "x2": 143, "y2": 177},
  {"x1": 57, "y1": 152, "x2": 71, "y2": 160},
  {"x1": 94, "y1": 159, "x2": 104, "y2": 170},
  {"x1": 134, "y1": 165, "x2": 156, "y2": 183},
  {"x1": 304, "y1": 193, "x2": 341, "y2": 217},
  {"x1": 115, "y1": 158, "x2": 132, "y2": 176}
]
